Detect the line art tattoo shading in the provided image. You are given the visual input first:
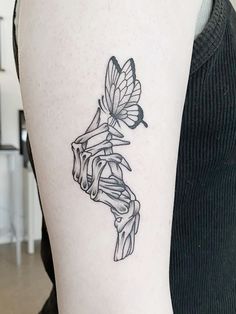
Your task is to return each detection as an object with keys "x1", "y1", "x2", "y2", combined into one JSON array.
[{"x1": 71, "y1": 56, "x2": 148, "y2": 261}]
